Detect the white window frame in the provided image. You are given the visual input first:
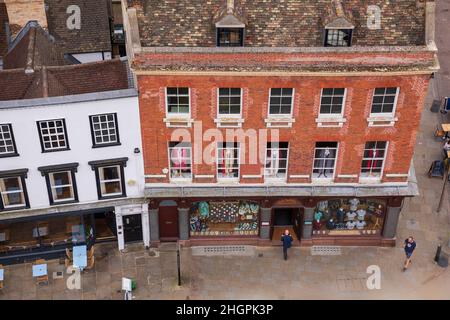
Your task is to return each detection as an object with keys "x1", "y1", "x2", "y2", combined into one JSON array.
[
  {"x1": 359, "y1": 141, "x2": 389, "y2": 182},
  {"x1": 38, "y1": 119, "x2": 68, "y2": 151},
  {"x1": 49, "y1": 171, "x2": 75, "y2": 203},
  {"x1": 311, "y1": 142, "x2": 339, "y2": 182},
  {"x1": 90, "y1": 113, "x2": 119, "y2": 146},
  {"x1": 168, "y1": 143, "x2": 193, "y2": 181},
  {"x1": 216, "y1": 88, "x2": 243, "y2": 119},
  {"x1": 98, "y1": 165, "x2": 123, "y2": 197},
  {"x1": 369, "y1": 87, "x2": 399, "y2": 117},
  {"x1": 367, "y1": 88, "x2": 400, "y2": 127},
  {"x1": 0, "y1": 176, "x2": 26, "y2": 209},
  {"x1": 165, "y1": 87, "x2": 191, "y2": 118},
  {"x1": 264, "y1": 142, "x2": 289, "y2": 181},
  {"x1": 267, "y1": 88, "x2": 295, "y2": 117},
  {"x1": 0, "y1": 124, "x2": 16, "y2": 155},
  {"x1": 318, "y1": 88, "x2": 347, "y2": 118},
  {"x1": 216, "y1": 143, "x2": 240, "y2": 182}
]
